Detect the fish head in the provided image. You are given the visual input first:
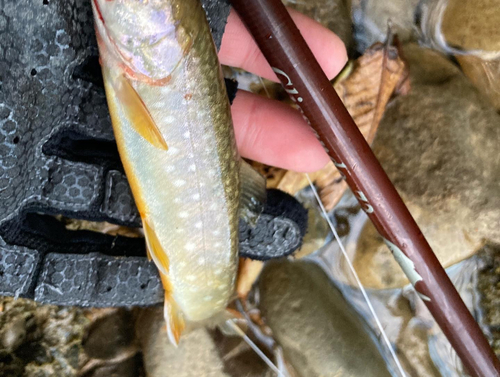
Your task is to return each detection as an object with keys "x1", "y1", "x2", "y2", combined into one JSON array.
[{"x1": 92, "y1": 0, "x2": 191, "y2": 82}]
